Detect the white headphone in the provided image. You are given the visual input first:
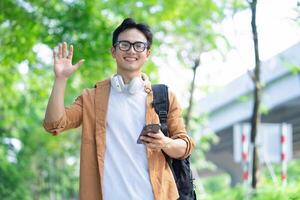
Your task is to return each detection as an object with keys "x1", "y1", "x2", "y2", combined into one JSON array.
[{"x1": 111, "y1": 74, "x2": 148, "y2": 94}]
